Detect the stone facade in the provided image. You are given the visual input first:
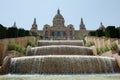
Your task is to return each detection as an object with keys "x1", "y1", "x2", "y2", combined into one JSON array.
[{"x1": 31, "y1": 9, "x2": 89, "y2": 40}]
